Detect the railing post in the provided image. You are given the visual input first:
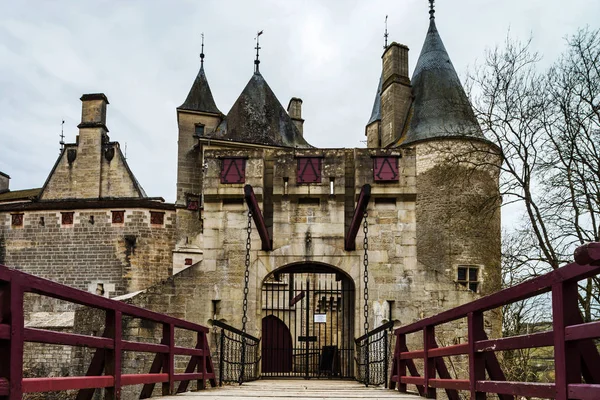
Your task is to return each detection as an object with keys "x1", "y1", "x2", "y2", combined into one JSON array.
[
  {"x1": 468, "y1": 312, "x2": 485, "y2": 400},
  {"x1": 198, "y1": 331, "x2": 206, "y2": 390},
  {"x1": 162, "y1": 323, "x2": 175, "y2": 396},
  {"x1": 6, "y1": 279, "x2": 23, "y2": 400},
  {"x1": 384, "y1": 331, "x2": 388, "y2": 389},
  {"x1": 423, "y1": 325, "x2": 436, "y2": 398},
  {"x1": 105, "y1": 310, "x2": 122, "y2": 400},
  {"x1": 398, "y1": 333, "x2": 407, "y2": 393},
  {"x1": 219, "y1": 329, "x2": 224, "y2": 386},
  {"x1": 552, "y1": 281, "x2": 581, "y2": 400}
]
